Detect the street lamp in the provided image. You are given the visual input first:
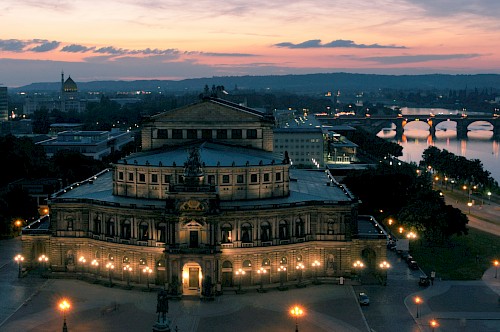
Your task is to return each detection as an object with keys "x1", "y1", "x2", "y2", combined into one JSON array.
[
  {"x1": 398, "y1": 227, "x2": 404, "y2": 234},
  {"x1": 278, "y1": 265, "x2": 287, "y2": 291},
  {"x1": 106, "y1": 262, "x2": 115, "y2": 287},
  {"x1": 58, "y1": 299, "x2": 71, "y2": 332},
  {"x1": 91, "y1": 259, "x2": 99, "y2": 281},
  {"x1": 14, "y1": 254, "x2": 24, "y2": 278},
  {"x1": 235, "y1": 268, "x2": 246, "y2": 293},
  {"x1": 290, "y1": 305, "x2": 304, "y2": 332},
  {"x1": 143, "y1": 266, "x2": 153, "y2": 290},
  {"x1": 352, "y1": 260, "x2": 364, "y2": 283},
  {"x1": 124, "y1": 264, "x2": 132, "y2": 288},
  {"x1": 379, "y1": 261, "x2": 390, "y2": 286},
  {"x1": 430, "y1": 319, "x2": 439, "y2": 332},
  {"x1": 257, "y1": 267, "x2": 267, "y2": 293},
  {"x1": 406, "y1": 231, "x2": 417, "y2": 239},
  {"x1": 487, "y1": 191, "x2": 492, "y2": 204},
  {"x1": 311, "y1": 260, "x2": 321, "y2": 285},
  {"x1": 494, "y1": 260, "x2": 499, "y2": 279},
  {"x1": 295, "y1": 262, "x2": 305, "y2": 287},
  {"x1": 78, "y1": 256, "x2": 86, "y2": 273},
  {"x1": 38, "y1": 254, "x2": 49, "y2": 270},
  {"x1": 414, "y1": 296, "x2": 422, "y2": 318},
  {"x1": 467, "y1": 201, "x2": 473, "y2": 214}
]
